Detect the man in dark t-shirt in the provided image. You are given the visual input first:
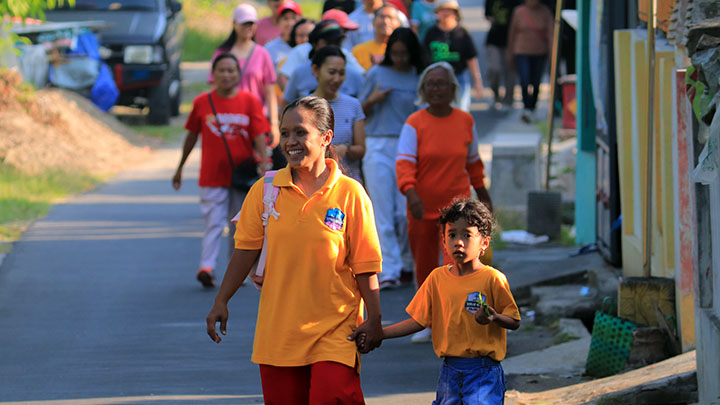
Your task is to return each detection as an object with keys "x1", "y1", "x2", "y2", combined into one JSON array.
[
  {"x1": 422, "y1": 0, "x2": 483, "y2": 111},
  {"x1": 485, "y1": 0, "x2": 520, "y2": 108}
]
